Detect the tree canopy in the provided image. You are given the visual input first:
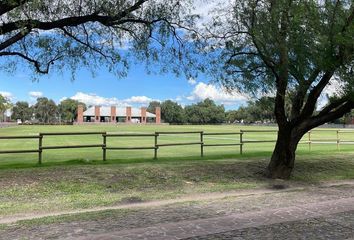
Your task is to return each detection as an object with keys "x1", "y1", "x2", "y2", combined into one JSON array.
[
  {"x1": 0, "y1": 0, "x2": 193, "y2": 78},
  {"x1": 160, "y1": 100, "x2": 185, "y2": 124},
  {"x1": 58, "y1": 99, "x2": 86, "y2": 123},
  {"x1": 147, "y1": 100, "x2": 161, "y2": 114},
  {"x1": 11, "y1": 101, "x2": 33, "y2": 122},
  {"x1": 205, "y1": 0, "x2": 354, "y2": 178},
  {"x1": 185, "y1": 99, "x2": 225, "y2": 124},
  {"x1": 33, "y1": 97, "x2": 57, "y2": 123}
]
